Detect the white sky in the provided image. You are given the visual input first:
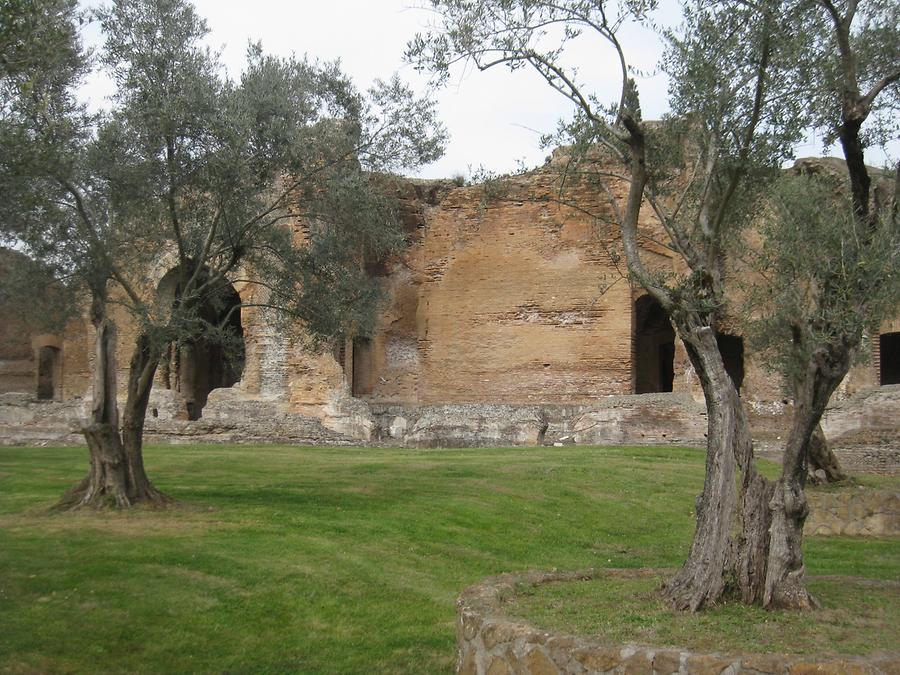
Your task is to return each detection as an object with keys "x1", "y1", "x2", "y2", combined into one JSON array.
[{"x1": 77, "y1": 1, "x2": 894, "y2": 180}]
